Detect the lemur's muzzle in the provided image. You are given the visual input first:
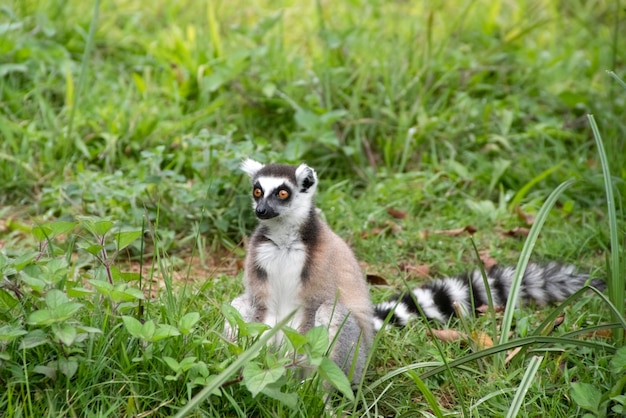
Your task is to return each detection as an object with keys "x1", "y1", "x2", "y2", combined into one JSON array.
[{"x1": 255, "y1": 202, "x2": 278, "y2": 220}]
